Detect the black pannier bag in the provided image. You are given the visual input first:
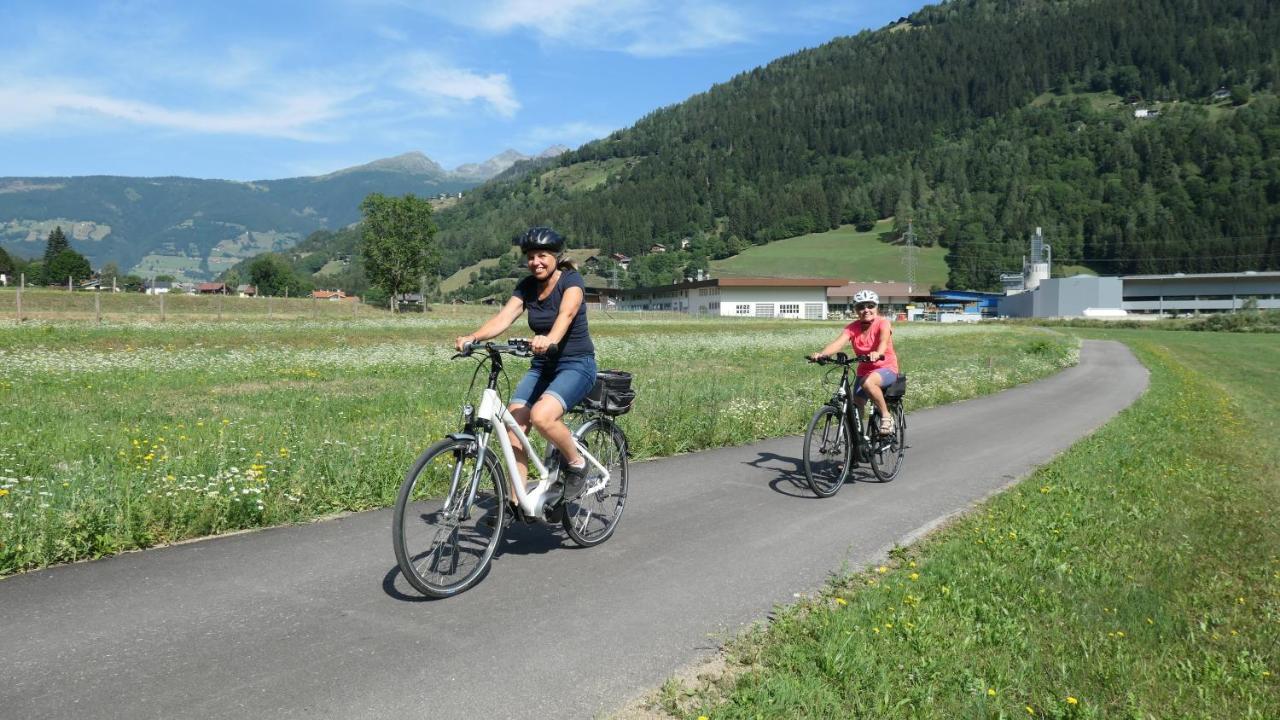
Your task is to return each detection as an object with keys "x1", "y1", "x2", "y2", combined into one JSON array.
[
  {"x1": 583, "y1": 370, "x2": 636, "y2": 416},
  {"x1": 883, "y1": 375, "x2": 907, "y2": 400}
]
